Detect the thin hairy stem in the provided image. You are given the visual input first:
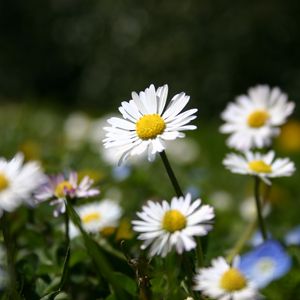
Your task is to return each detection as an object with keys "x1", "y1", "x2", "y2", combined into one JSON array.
[{"x1": 254, "y1": 176, "x2": 268, "y2": 241}]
